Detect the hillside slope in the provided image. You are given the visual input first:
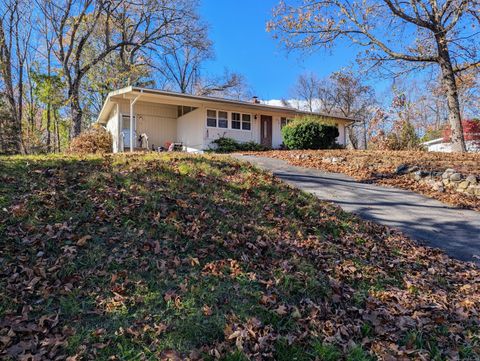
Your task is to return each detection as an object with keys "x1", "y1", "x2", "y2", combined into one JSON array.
[{"x1": 0, "y1": 154, "x2": 478, "y2": 360}]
